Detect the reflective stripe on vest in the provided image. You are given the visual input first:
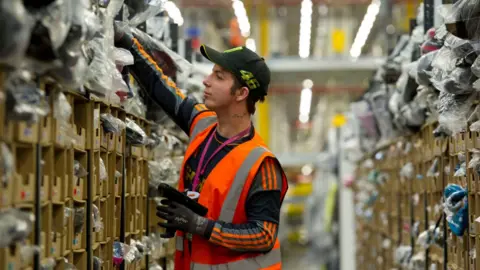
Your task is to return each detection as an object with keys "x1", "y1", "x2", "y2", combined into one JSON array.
[
  {"x1": 176, "y1": 235, "x2": 184, "y2": 251},
  {"x1": 190, "y1": 116, "x2": 217, "y2": 141},
  {"x1": 218, "y1": 146, "x2": 269, "y2": 222},
  {"x1": 190, "y1": 248, "x2": 281, "y2": 270}
]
